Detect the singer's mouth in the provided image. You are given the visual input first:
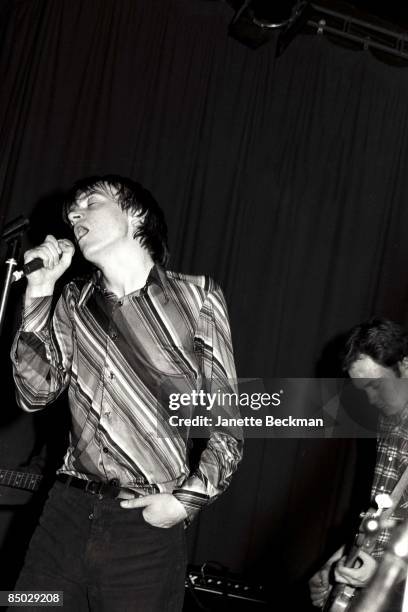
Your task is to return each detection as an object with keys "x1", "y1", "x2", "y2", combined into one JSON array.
[{"x1": 75, "y1": 226, "x2": 89, "y2": 242}]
